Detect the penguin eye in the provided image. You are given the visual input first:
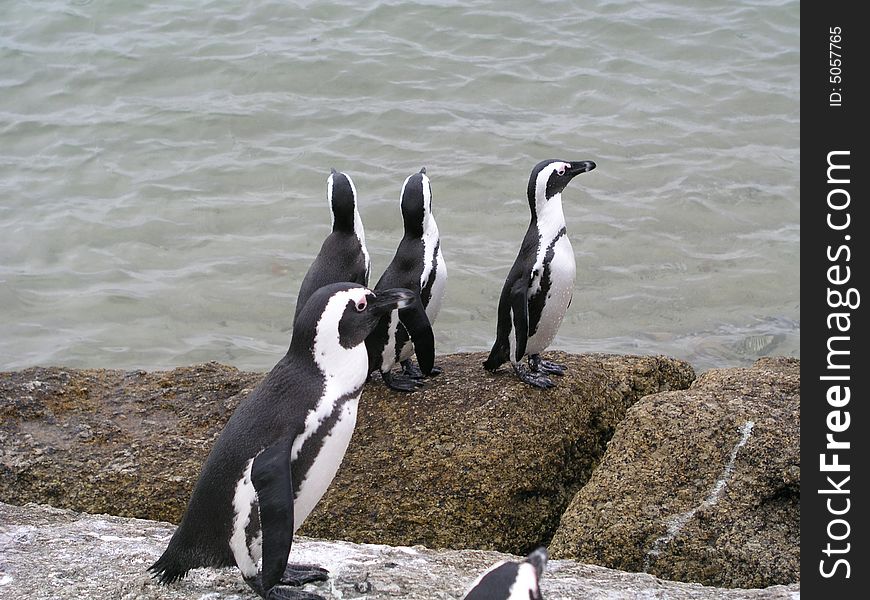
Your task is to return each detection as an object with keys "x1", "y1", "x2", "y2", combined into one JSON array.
[
  {"x1": 556, "y1": 164, "x2": 568, "y2": 176},
  {"x1": 355, "y1": 298, "x2": 367, "y2": 312}
]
